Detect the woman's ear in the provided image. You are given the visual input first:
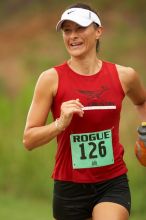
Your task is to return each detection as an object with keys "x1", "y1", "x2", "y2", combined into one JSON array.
[{"x1": 96, "y1": 26, "x2": 103, "y2": 39}]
